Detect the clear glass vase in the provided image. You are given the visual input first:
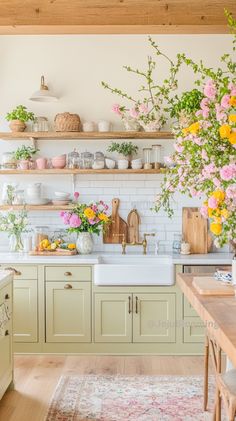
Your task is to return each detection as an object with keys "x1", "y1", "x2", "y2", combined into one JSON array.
[{"x1": 9, "y1": 233, "x2": 24, "y2": 252}]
